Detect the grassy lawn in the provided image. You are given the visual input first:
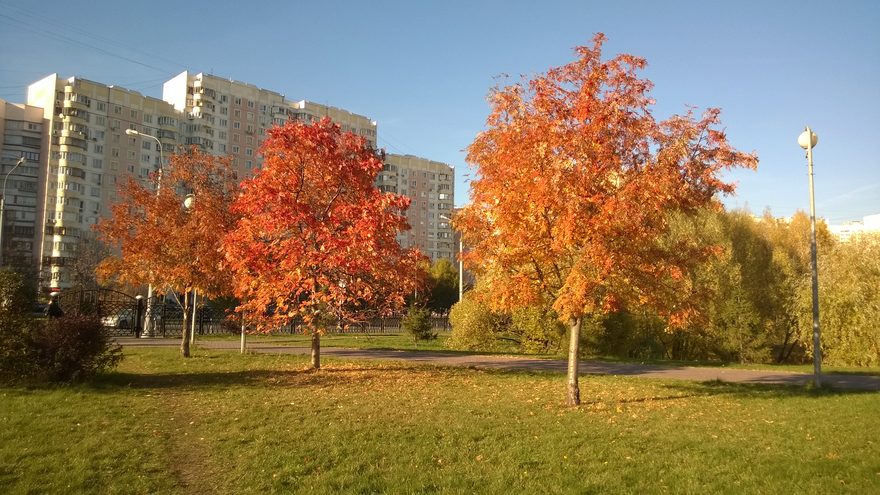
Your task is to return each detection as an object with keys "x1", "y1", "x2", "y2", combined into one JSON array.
[{"x1": 5, "y1": 348, "x2": 876, "y2": 494}]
